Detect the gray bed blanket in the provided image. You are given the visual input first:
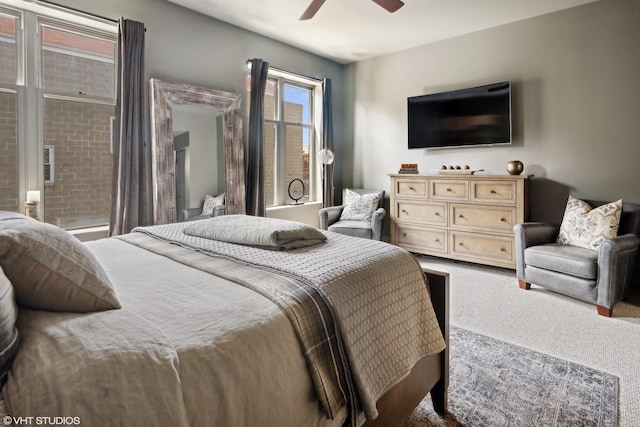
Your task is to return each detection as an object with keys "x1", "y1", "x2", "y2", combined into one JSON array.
[{"x1": 130, "y1": 221, "x2": 446, "y2": 421}]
